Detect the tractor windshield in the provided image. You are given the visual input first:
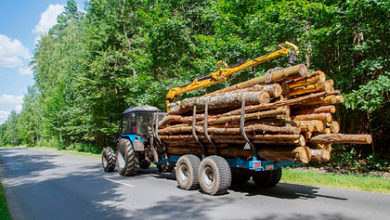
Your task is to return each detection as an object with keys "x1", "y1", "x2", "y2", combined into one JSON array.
[{"x1": 135, "y1": 112, "x2": 154, "y2": 136}]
